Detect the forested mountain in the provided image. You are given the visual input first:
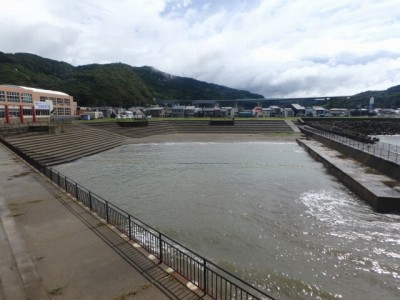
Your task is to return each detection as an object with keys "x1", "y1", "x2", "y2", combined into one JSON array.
[{"x1": 0, "y1": 52, "x2": 262, "y2": 107}]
